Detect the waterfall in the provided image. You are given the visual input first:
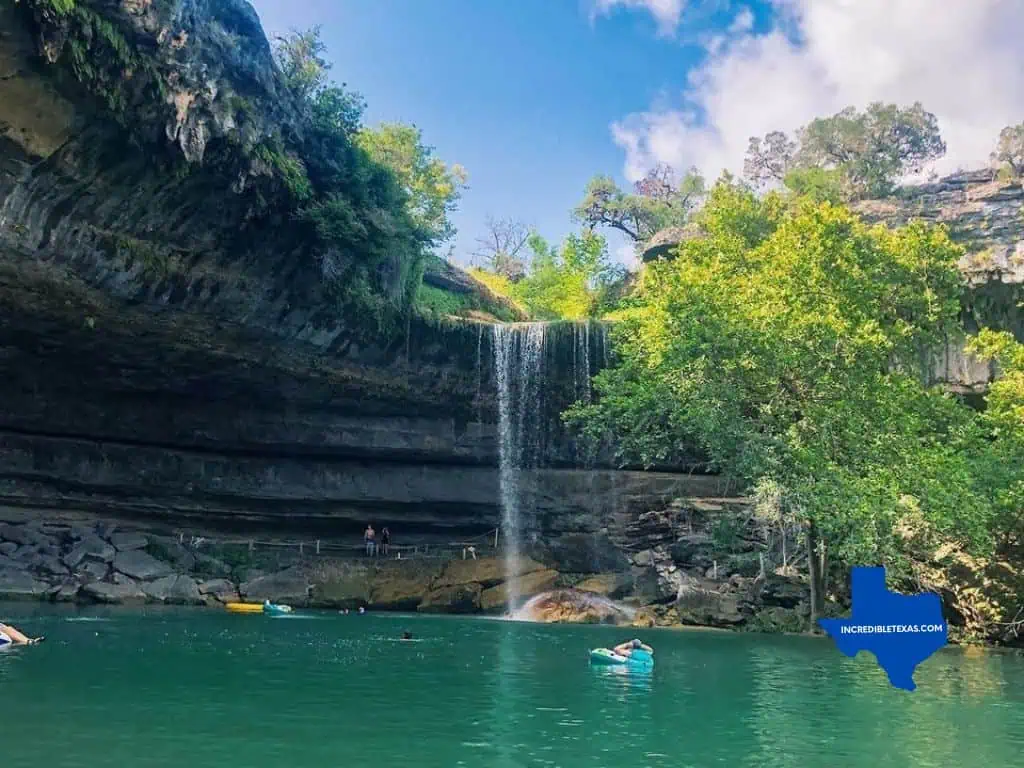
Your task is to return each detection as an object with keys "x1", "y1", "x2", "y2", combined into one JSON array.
[
  {"x1": 491, "y1": 320, "x2": 611, "y2": 614},
  {"x1": 493, "y1": 323, "x2": 547, "y2": 612}
]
